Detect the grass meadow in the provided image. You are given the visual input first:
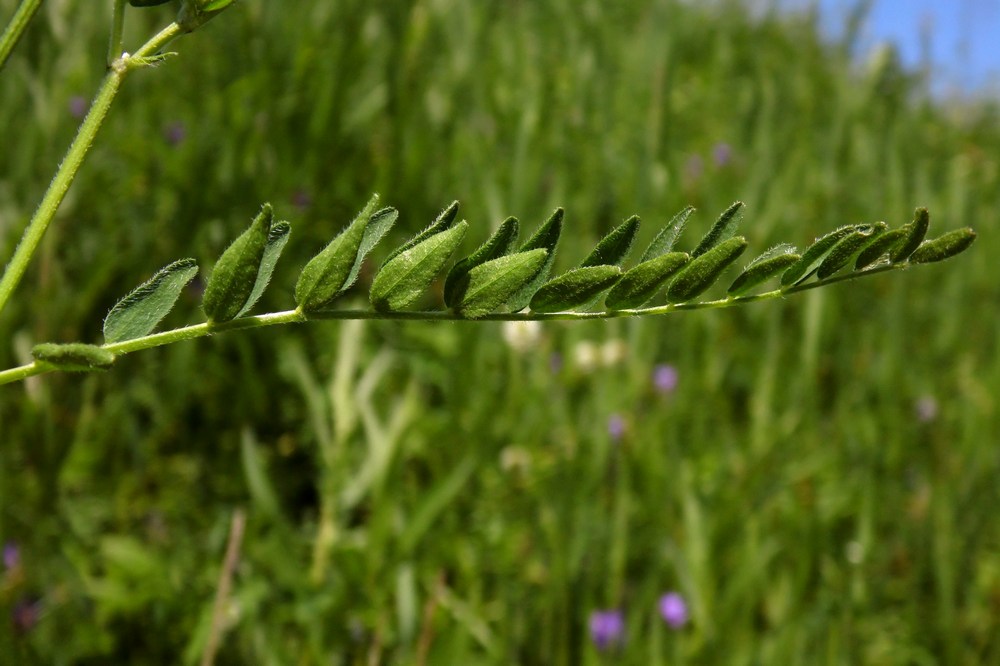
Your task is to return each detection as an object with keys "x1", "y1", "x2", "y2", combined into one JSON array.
[{"x1": 1, "y1": 0, "x2": 999, "y2": 663}]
